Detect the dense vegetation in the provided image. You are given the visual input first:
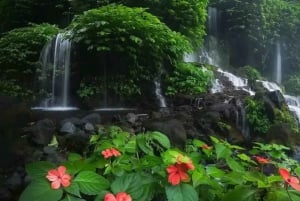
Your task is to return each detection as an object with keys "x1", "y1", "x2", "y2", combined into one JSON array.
[
  {"x1": 210, "y1": 0, "x2": 300, "y2": 87},
  {"x1": 1, "y1": 1, "x2": 300, "y2": 201}
]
